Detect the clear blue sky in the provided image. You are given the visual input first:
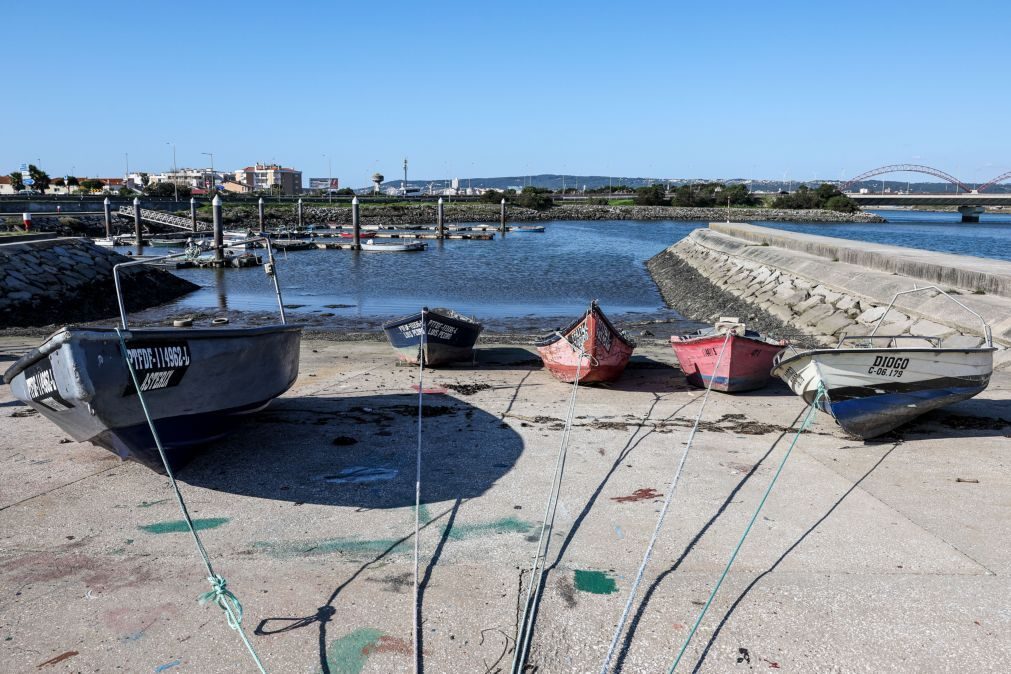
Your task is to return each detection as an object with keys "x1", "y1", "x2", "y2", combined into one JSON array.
[{"x1": 4, "y1": 0, "x2": 1010, "y2": 186}]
